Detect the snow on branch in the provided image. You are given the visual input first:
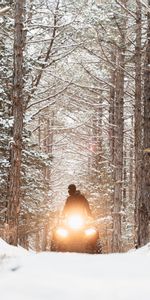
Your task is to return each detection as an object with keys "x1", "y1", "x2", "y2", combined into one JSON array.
[
  {"x1": 0, "y1": 6, "x2": 10, "y2": 15},
  {"x1": 0, "y1": 208, "x2": 7, "y2": 215},
  {"x1": 139, "y1": 0, "x2": 150, "y2": 11},
  {"x1": 27, "y1": 81, "x2": 72, "y2": 110},
  {"x1": 115, "y1": 0, "x2": 136, "y2": 20},
  {"x1": 144, "y1": 148, "x2": 150, "y2": 153}
]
